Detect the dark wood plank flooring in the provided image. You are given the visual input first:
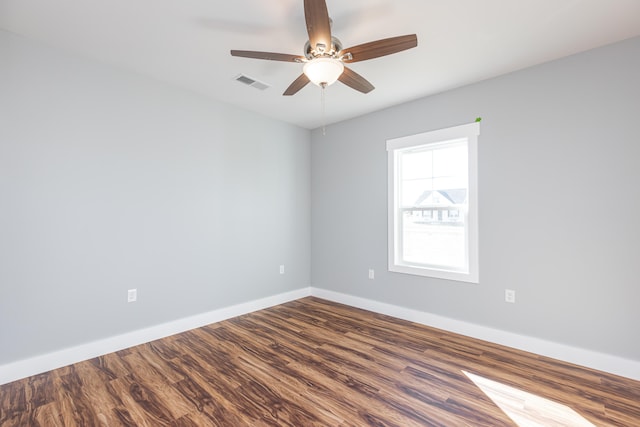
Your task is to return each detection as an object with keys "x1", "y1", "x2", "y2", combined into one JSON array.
[{"x1": 1, "y1": 297, "x2": 639, "y2": 426}]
